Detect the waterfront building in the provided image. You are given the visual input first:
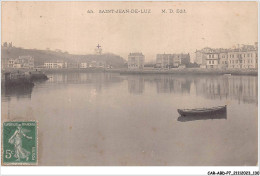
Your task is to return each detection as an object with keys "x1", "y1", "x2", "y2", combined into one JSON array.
[
  {"x1": 196, "y1": 48, "x2": 230, "y2": 68},
  {"x1": 18, "y1": 56, "x2": 34, "y2": 68},
  {"x1": 8, "y1": 56, "x2": 34, "y2": 69},
  {"x1": 205, "y1": 52, "x2": 220, "y2": 69},
  {"x1": 155, "y1": 53, "x2": 190, "y2": 68},
  {"x1": 7, "y1": 58, "x2": 15, "y2": 68},
  {"x1": 44, "y1": 62, "x2": 66, "y2": 69},
  {"x1": 195, "y1": 47, "x2": 212, "y2": 67},
  {"x1": 198, "y1": 42, "x2": 258, "y2": 69},
  {"x1": 128, "y1": 53, "x2": 144, "y2": 69},
  {"x1": 80, "y1": 63, "x2": 89, "y2": 68},
  {"x1": 218, "y1": 52, "x2": 228, "y2": 69},
  {"x1": 228, "y1": 44, "x2": 258, "y2": 69},
  {"x1": 205, "y1": 49, "x2": 230, "y2": 69},
  {"x1": 89, "y1": 60, "x2": 100, "y2": 68},
  {"x1": 79, "y1": 61, "x2": 105, "y2": 68},
  {"x1": 155, "y1": 54, "x2": 174, "y2": 68}
]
